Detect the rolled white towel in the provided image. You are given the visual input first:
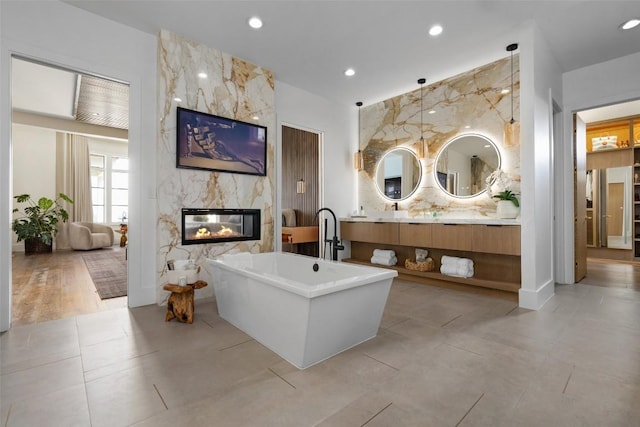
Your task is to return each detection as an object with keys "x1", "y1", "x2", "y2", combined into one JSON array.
[
  {"x1": 440, "y1": 263, "x2": 474, "y2": 278},
  {"x1": 441, "y1": 255, "x2": 473, "y2": 270},
  {"x1": 441, "y1": 255, "x2": 461, "y2": 265},
  {"x1": 371, "y1": 255, "x2": 397, "y2": 266},
  {"x1": 373, "y1": 249, "x2": 396, "y2": 258}
]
